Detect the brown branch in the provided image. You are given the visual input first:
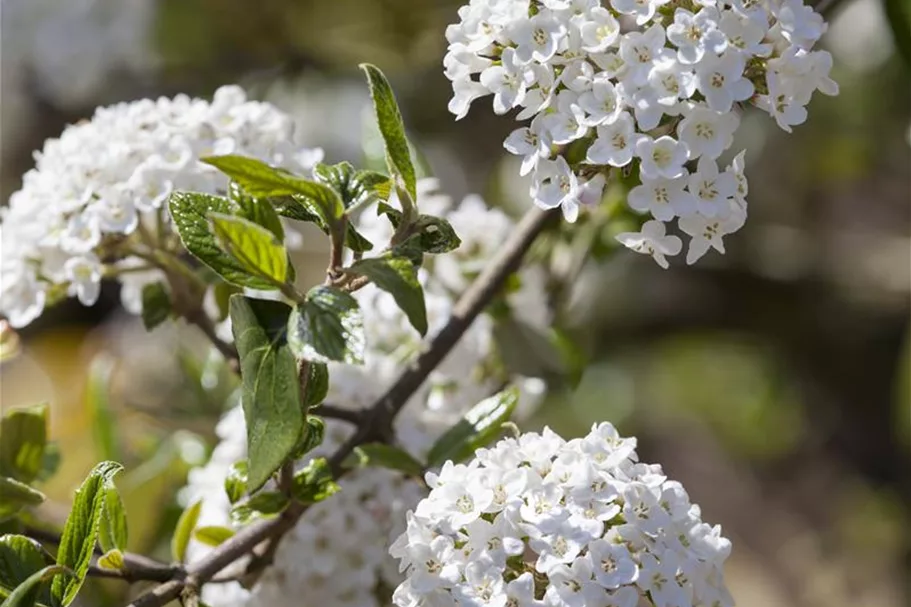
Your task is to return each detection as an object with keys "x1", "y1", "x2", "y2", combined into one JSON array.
[
  {"x1": 312, "y1": 403, "x2": 365, "y2": 425},
  {"x1": 124, "y1": 205, "x2": 556, "y2": 607}
]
